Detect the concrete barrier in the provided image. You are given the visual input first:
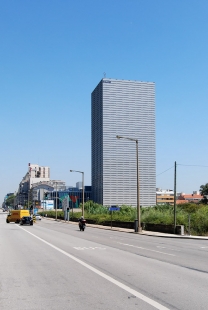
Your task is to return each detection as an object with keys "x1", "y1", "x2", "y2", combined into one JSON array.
[
  {"x1": 175, "y1": 225, "x2": 184, "y2": 235},
  {"x1": 142, "y1": 223, "x2": 185, "y2": 235}
]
